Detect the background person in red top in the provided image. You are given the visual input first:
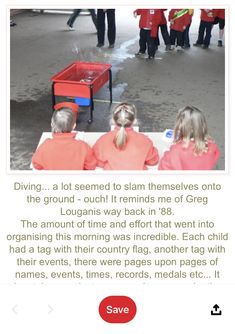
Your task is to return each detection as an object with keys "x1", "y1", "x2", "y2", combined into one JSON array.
[
  {"x1": 158, "y1": 106, "x2": 220, "y2": 170},
  {"x1": 134, "y1": 9, "x2": 161, "y2": 59},
  {"x1": 213, "y1": 9, "x2": 225, "y2": 47},
  {"x1": 168, "y1": 9, "x2": 189, "y2": 50},
  {"x1": 32, "y1": 107, "x2": 96, "y2": 170},
  {"x1": 93, "y1": 103, "x2": 159, "y2": 170},
  {"x1": 194, "y1": 9, "x2": 215, "y2": 49}
]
